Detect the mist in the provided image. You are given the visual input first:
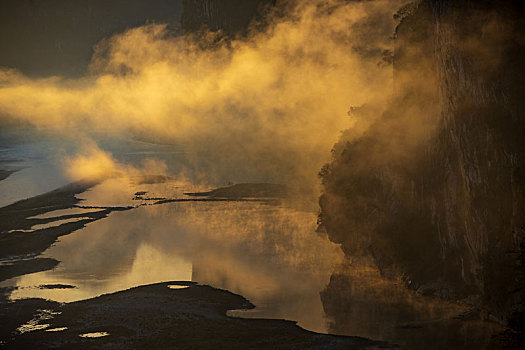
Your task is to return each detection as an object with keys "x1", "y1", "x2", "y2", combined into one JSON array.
[
  {"x1": 2, "y1": 1, "x2": 523, "y2": 348},
  {"x1": 0, "y1": 0, "x2": 404, "y2": 193}
]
